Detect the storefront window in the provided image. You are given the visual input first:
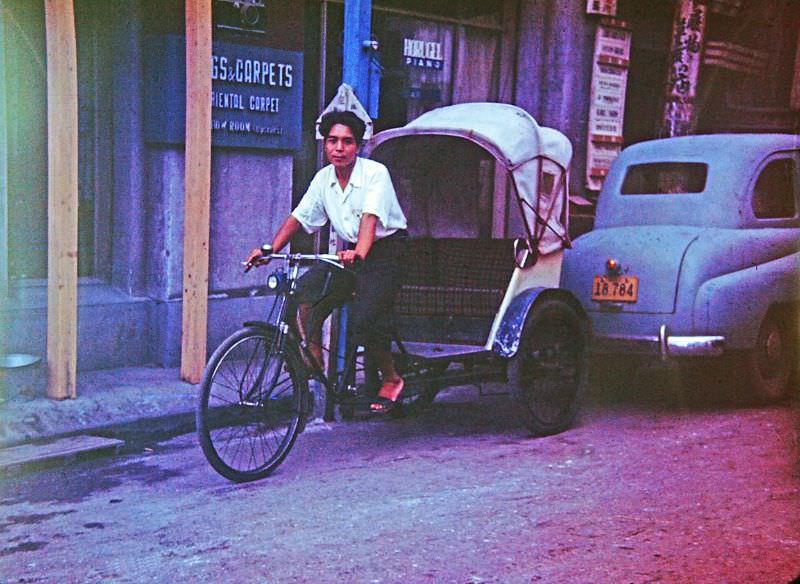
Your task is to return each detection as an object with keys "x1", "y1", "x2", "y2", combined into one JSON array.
[
  {"x1": 3, "y1": 0, "x2": 110, "y2": 281},
  {"x1": 322, "y1": 1, "x2": 503, "y2": 133},
  {"x1": 4, "y1": 1, "x2": 47, "y2": 280},
  {"x1": 375, "y1": 14, "x2": 455, "y2": 129}
]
